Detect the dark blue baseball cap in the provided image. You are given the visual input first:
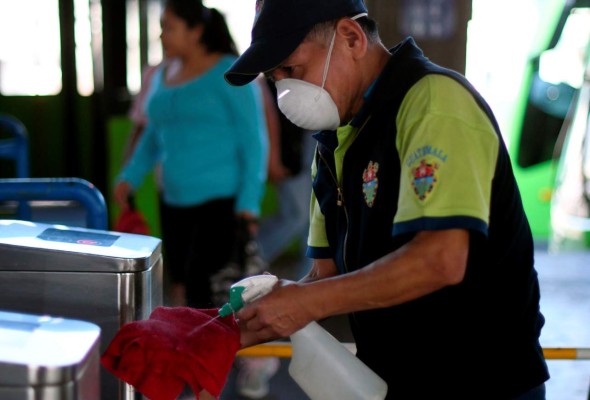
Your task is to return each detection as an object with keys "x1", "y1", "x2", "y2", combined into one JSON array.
[{"x1": 225, "y1": 0, "x2": 368, "y2": 86}]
